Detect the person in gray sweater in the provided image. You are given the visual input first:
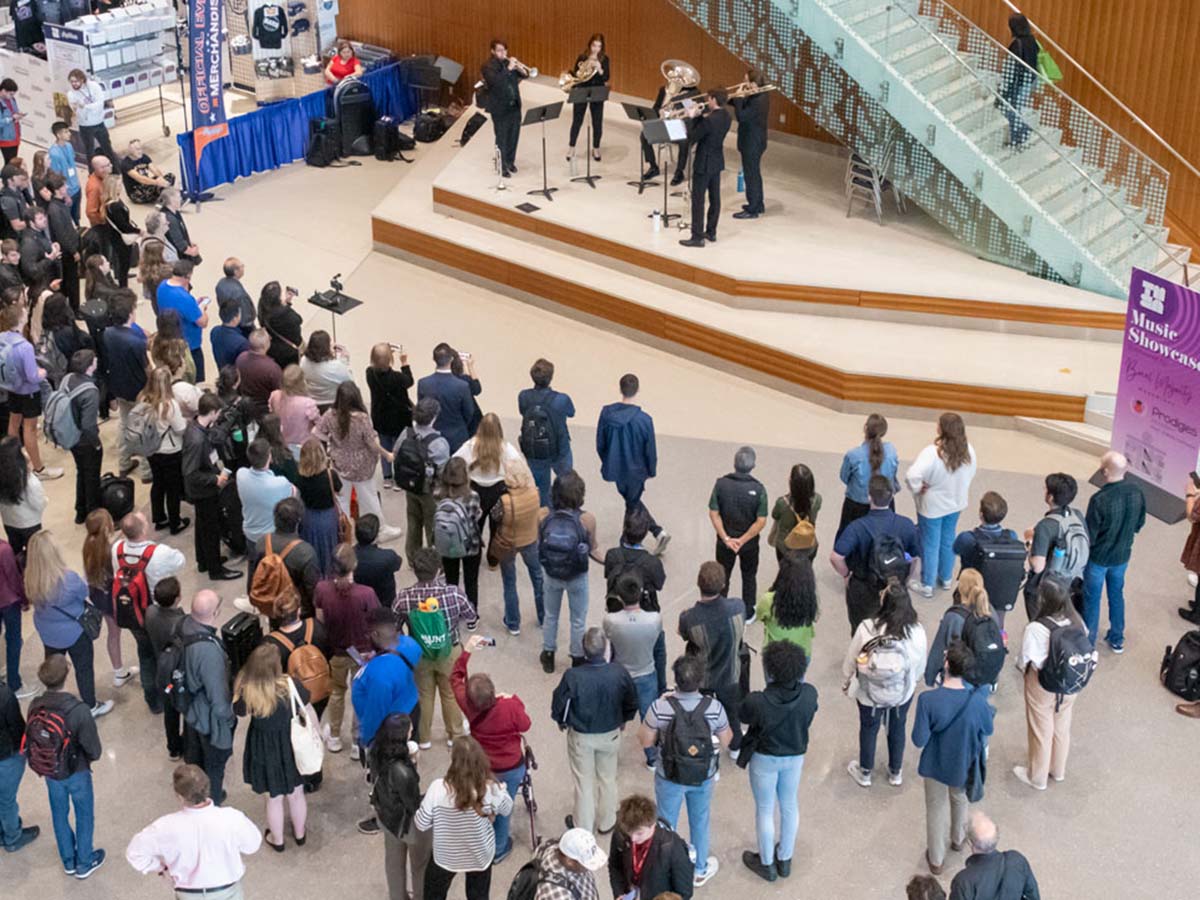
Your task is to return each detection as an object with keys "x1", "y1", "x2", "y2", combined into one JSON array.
[
  {"x1": 180, "y1": 589, "x2": 235, "y2": 805},
  {"x1": 59, "y1": 350, "x2": 102, "y2": 525}
]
